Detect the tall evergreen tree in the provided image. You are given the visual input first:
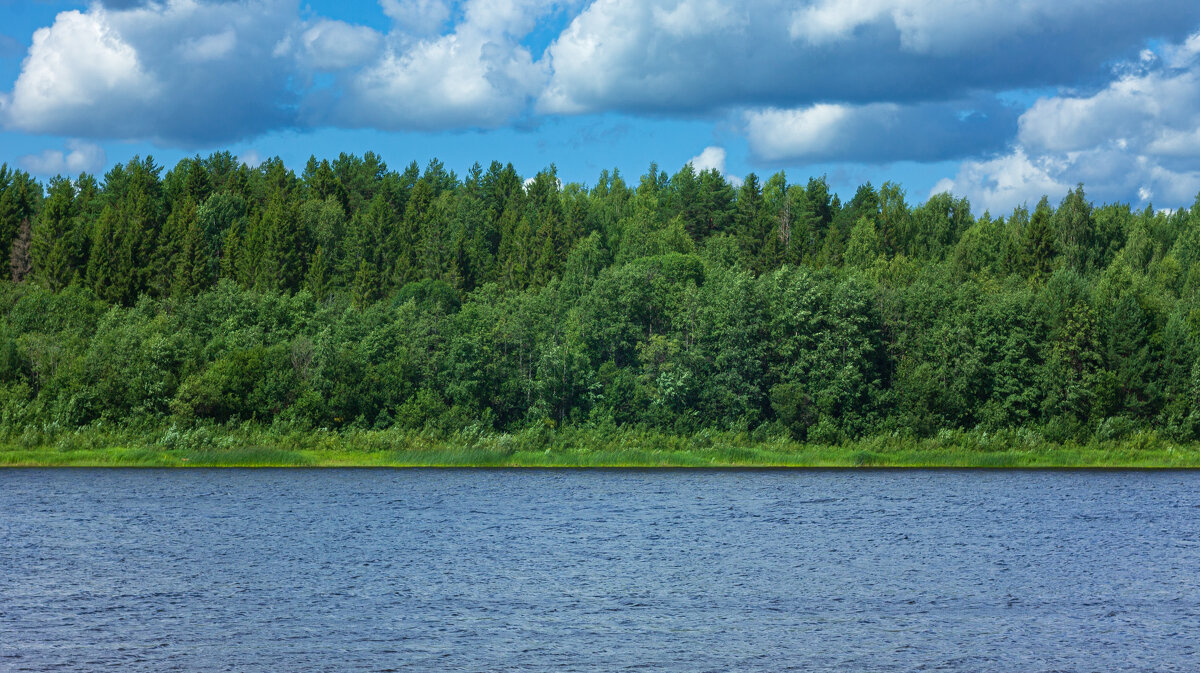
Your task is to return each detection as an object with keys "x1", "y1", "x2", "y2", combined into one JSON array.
[
  {"x1": 32, "y1": 177, "x2": 80, "y2": 291},
  {"x1": 1022, "y1": 197, "x2": 1057, "y2": 278}
]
